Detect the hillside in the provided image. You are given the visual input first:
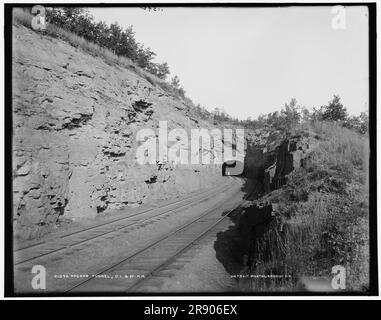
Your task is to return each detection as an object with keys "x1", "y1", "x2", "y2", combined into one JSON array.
[
  {"x1": 12, "y1": 23, "x2": 226, "y2": 239},
  {"x1": 237, "y1": 123, "x2": 370, "y2": 292},
  {"x1": 11, "y1": 15, "x2": 370, "y2": 293}
]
